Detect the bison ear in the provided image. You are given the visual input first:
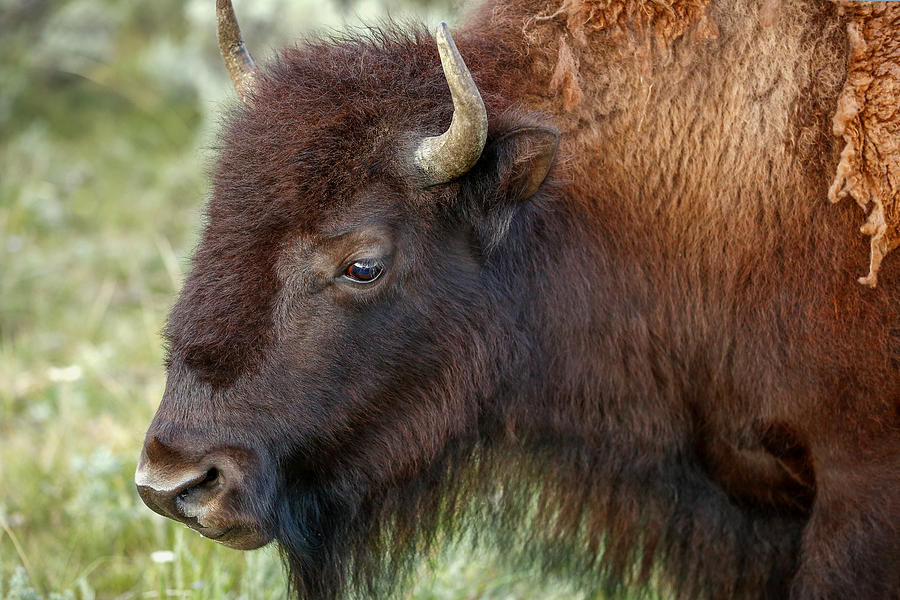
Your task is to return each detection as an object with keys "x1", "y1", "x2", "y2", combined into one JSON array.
[
  {"x1": 463, "y1": 125, "x2": 559, "y2": 252},
  {"x1": 490, "y1": 126, "x2": 559, "y2": 203}
]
